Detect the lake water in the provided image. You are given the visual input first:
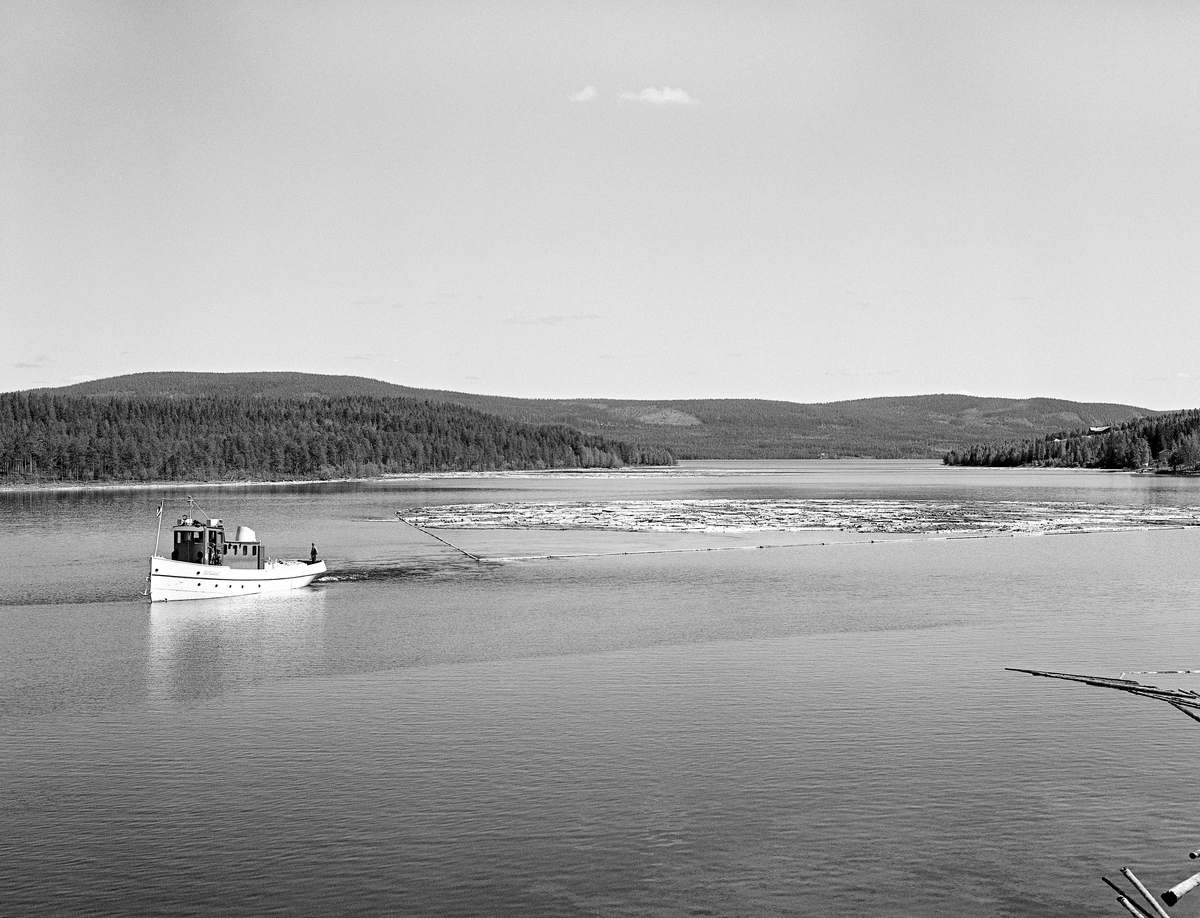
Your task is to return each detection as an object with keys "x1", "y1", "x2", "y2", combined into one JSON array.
[{"x1": 5, "y1": 461, "x2": 1200, "y2": 916}]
